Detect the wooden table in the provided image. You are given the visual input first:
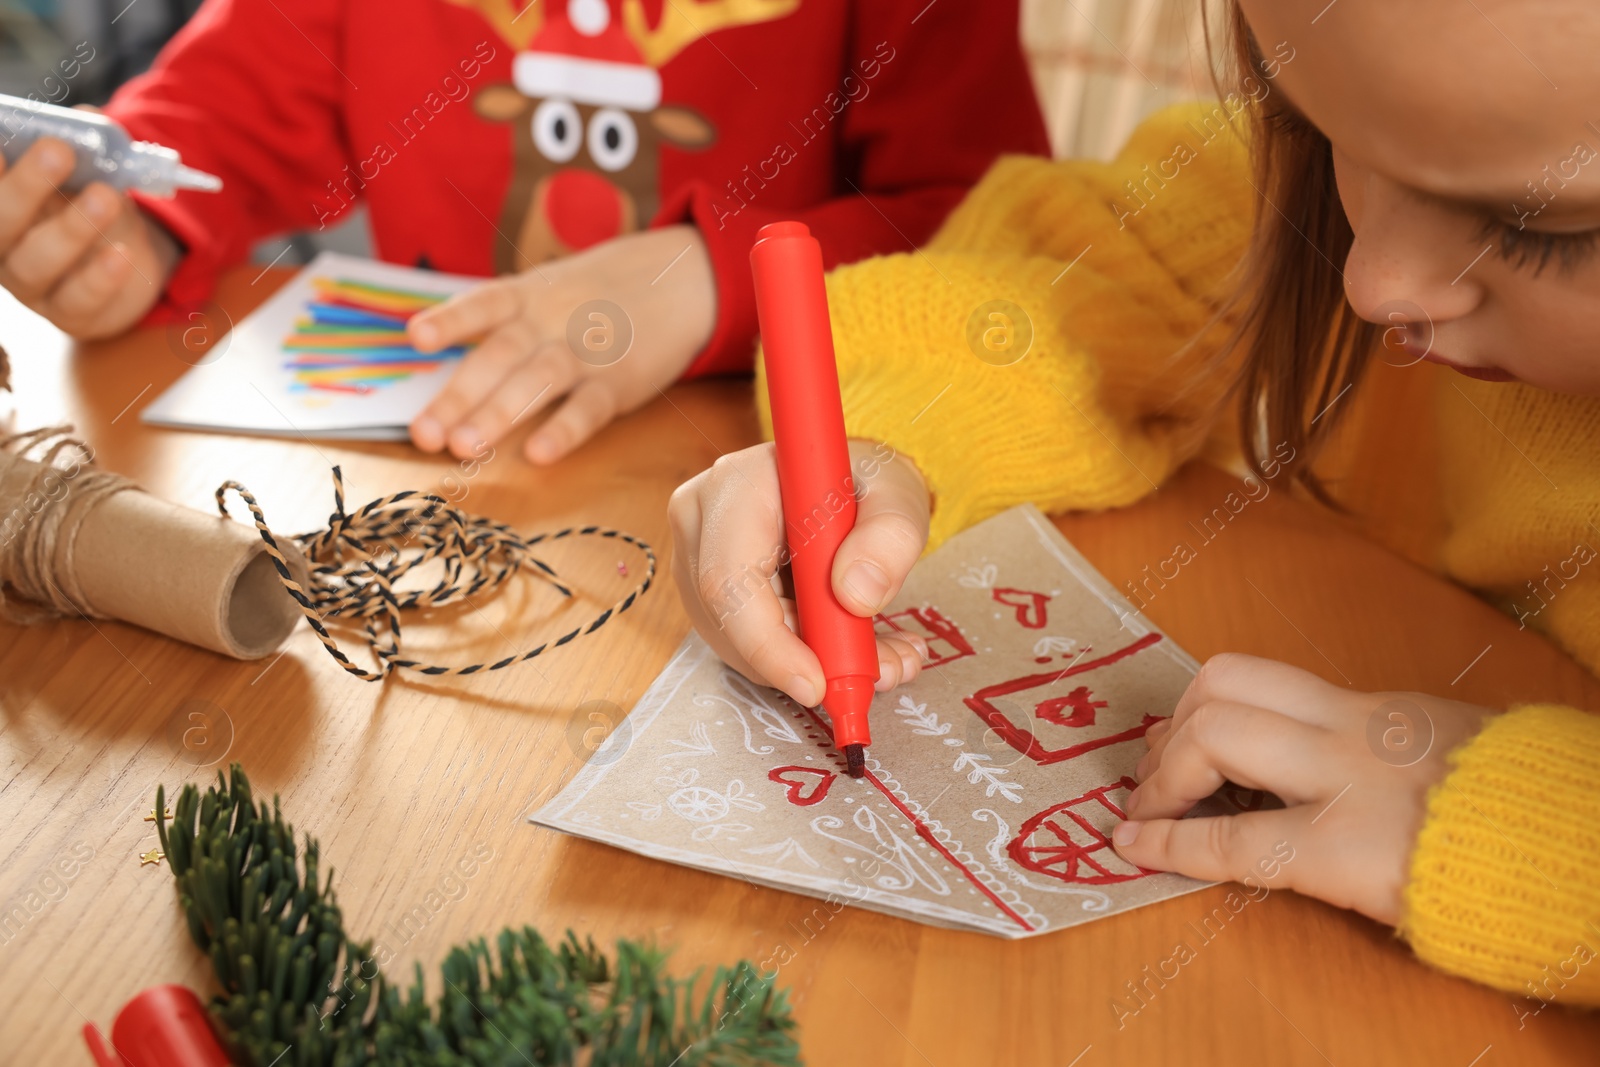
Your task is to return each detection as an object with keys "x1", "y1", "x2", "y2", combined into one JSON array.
[{"x1": 2, "y1": 267, "x2": 1597, "y2": 1067}]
